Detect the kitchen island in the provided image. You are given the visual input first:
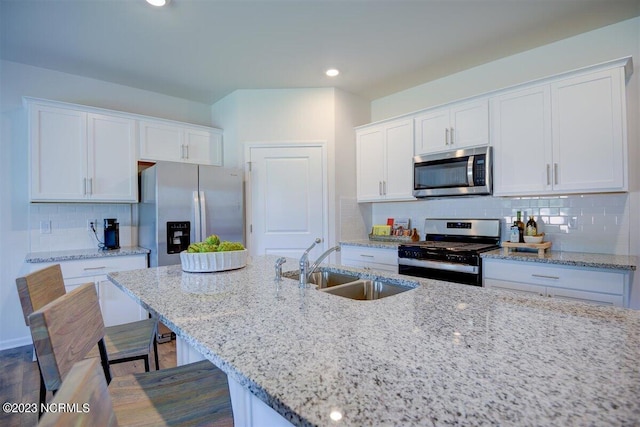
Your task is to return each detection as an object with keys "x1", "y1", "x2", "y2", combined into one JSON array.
[{"x1": 108, "y1": 255, "x2": 640, "y2": 426}]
